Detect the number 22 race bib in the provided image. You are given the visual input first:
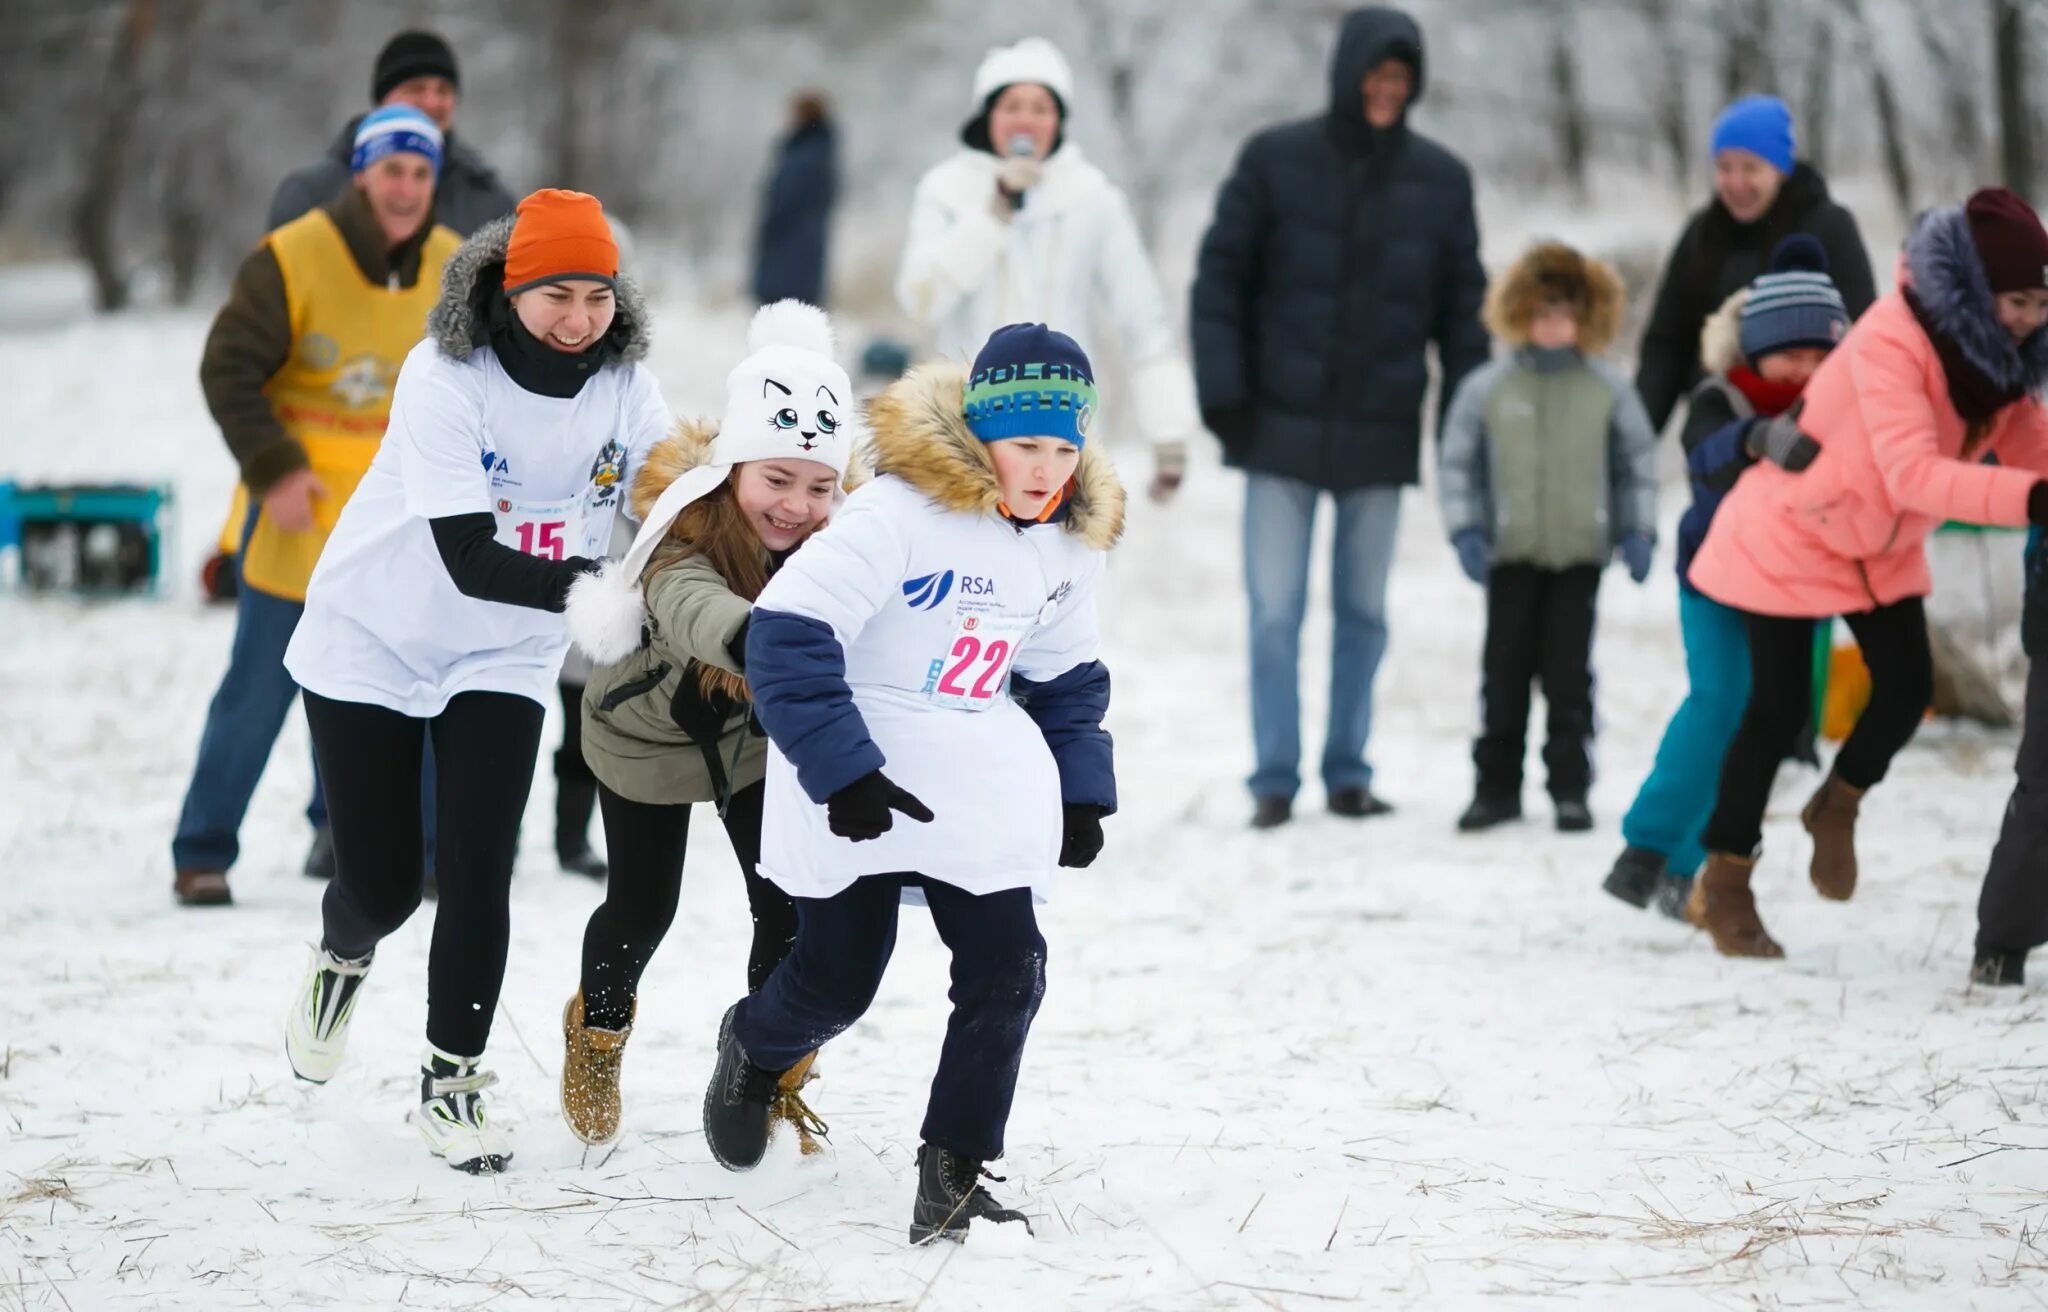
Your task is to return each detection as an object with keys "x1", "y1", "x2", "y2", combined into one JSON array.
[{"x1": 924, "y1": 606, "x2": 1032, "y2": 711}]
